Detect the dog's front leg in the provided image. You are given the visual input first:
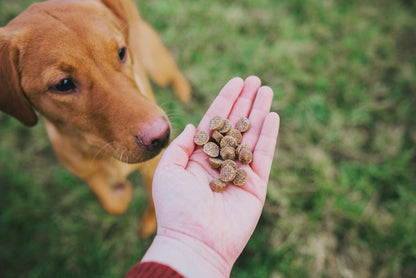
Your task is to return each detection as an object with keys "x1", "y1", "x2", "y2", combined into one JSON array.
[
  {"x1": 86, "y1": 174, "x2": 133, "y2": 215},
  {"x1": 46, "y1": 121, "x2": 134, "y2": 215},
  {"x1": 136, "y1": 153, "x2": 162, "y2": 238}
]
